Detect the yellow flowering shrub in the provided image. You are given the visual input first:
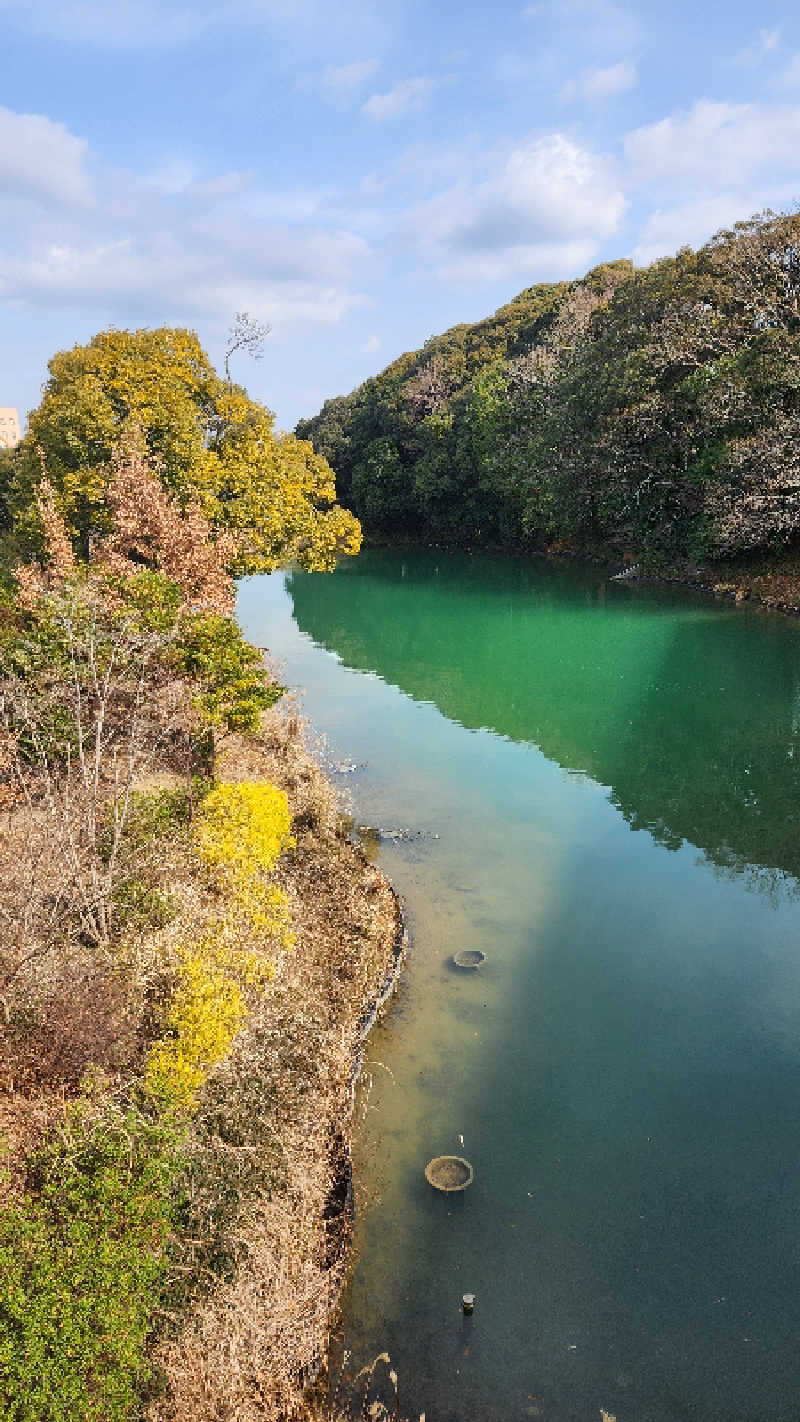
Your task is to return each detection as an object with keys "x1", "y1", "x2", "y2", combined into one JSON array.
[
  {"x1": 144, "y1": 947, "x2": 246, "y2": 1109},
  {"x1": 194, "y1": 782, "x2": 294, "y2": 944},
  {"x1": 145, "y1": 783, "x2": 295, "y2": 1110}
]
